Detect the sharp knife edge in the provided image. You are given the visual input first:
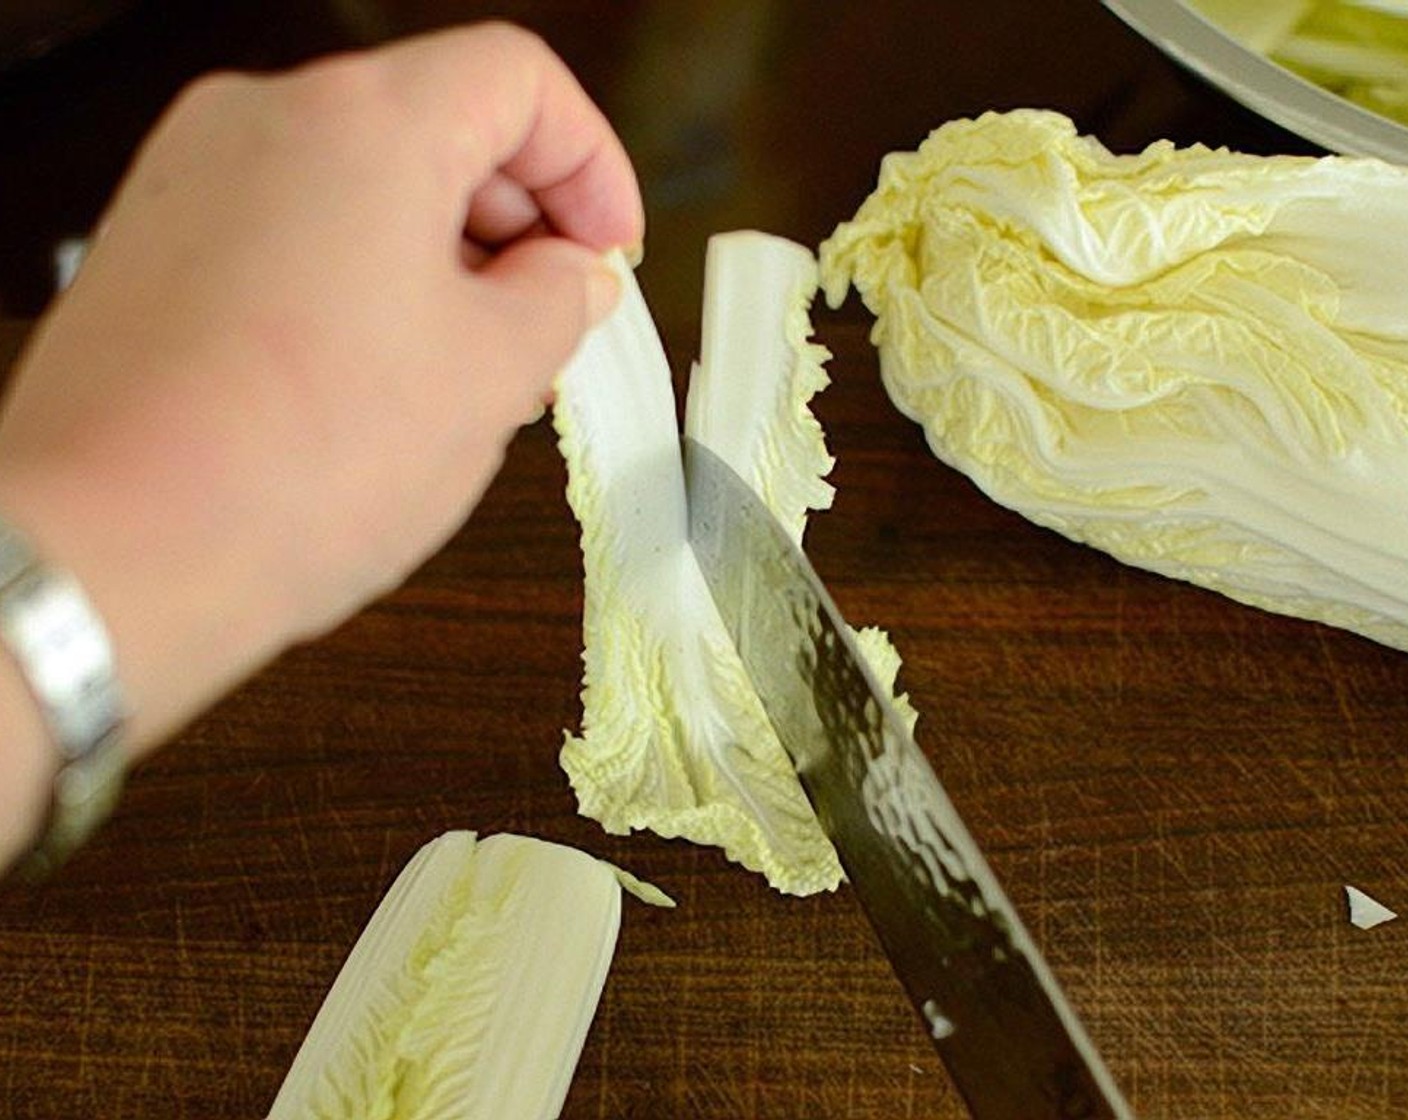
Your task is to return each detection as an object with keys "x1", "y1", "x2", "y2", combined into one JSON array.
[{"x1": 684, "y1": 437, "x2": 1133, "y2": 1120}]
